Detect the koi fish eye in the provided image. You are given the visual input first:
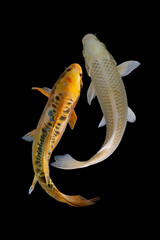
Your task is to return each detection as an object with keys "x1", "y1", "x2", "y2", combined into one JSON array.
[{"x1": 80, "y1": 74, "x2": 83, "y2": 88}]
